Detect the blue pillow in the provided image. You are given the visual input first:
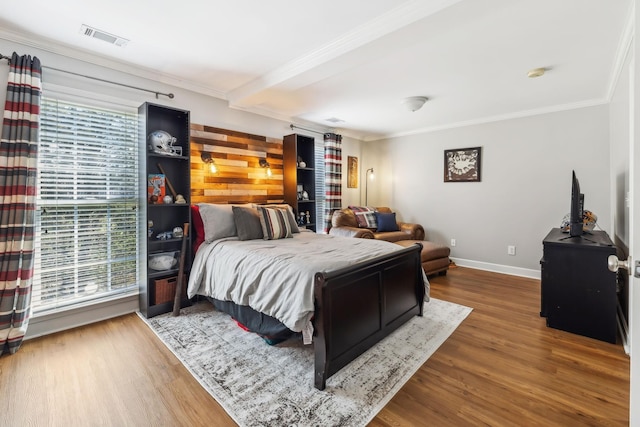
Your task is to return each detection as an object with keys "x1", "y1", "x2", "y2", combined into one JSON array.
[{"x1": 375, "y1": 212, "x2": 399, "y2": 232}]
